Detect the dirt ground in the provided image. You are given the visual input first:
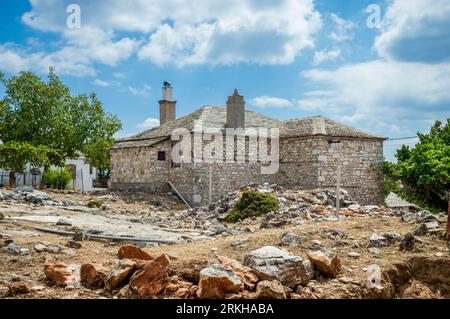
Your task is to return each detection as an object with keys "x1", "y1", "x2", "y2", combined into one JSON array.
[{"x1": 1, "y1": 188, "x2": 449, "y2": 299}]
